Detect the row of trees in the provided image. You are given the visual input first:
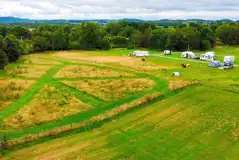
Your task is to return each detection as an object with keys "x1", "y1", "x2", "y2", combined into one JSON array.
[{"x1": 0, "y1": 21, "x2": 239, "y2": 69}]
